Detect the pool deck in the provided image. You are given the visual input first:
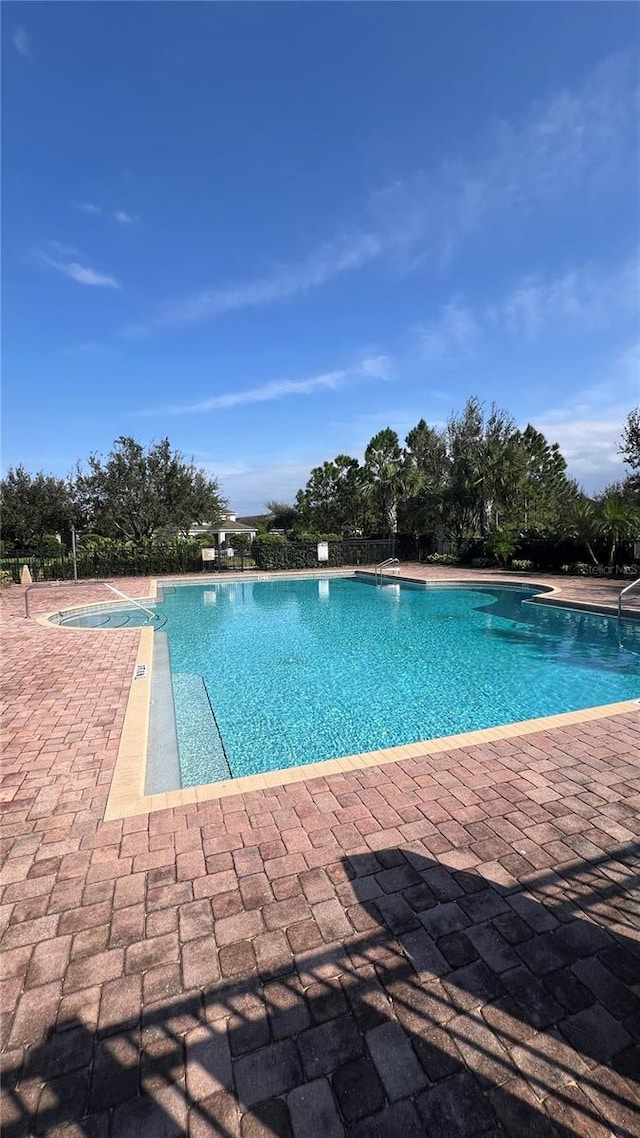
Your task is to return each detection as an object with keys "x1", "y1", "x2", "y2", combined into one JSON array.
[{"x1": 1, "y1": 568, "x2": 639, "y2": 1137}]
